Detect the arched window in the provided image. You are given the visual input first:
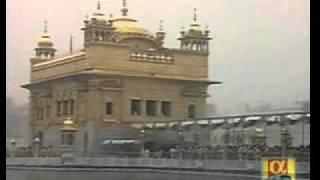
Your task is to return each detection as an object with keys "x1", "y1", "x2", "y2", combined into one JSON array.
[
  {"x1": 61, "y1": 134, "x2": 65, "y2": 145},
  {"x1": 105, "y1": 102, "x2": 113, "y2": 115},
  {"x1": 188, "y1": 105, "x2": 196, "y2": 119},
  {"x1": 95, "y1": 31, "x2": 99, "y2": 41},
  {"x1": 67, "y1": 134, "x2": 74, "y2": 145},
  {"x1": 196, "y1": 42, "x2": 200, "y2": 51},
  {"x1": 194, "y1": 43, "x2": 197, "y2": 51},
  {"x1": 101, "y1": 31, "x2": 104, "y2": 41}
]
